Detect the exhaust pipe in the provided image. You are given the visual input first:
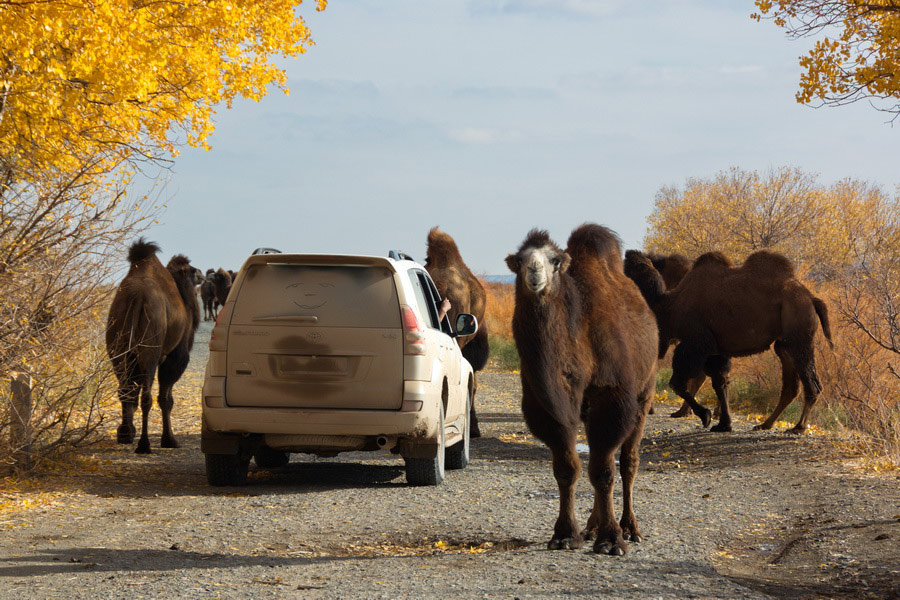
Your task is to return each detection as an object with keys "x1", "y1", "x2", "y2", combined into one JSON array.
[{"x1": 376, "y1": 435, "x2": 396, "y2": 450}]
